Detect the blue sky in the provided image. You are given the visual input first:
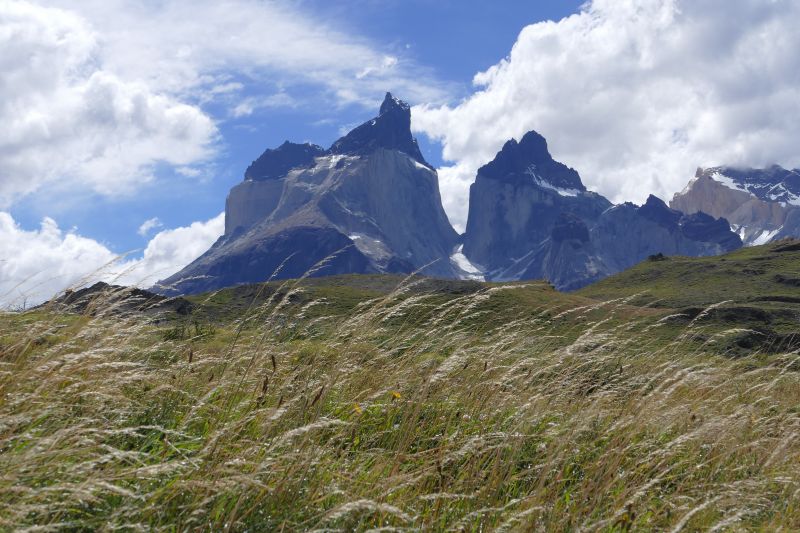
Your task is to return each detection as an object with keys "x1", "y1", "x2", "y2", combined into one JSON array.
[{"x1": 4, "y1": 0, "x2": 800, "y2": 305}]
